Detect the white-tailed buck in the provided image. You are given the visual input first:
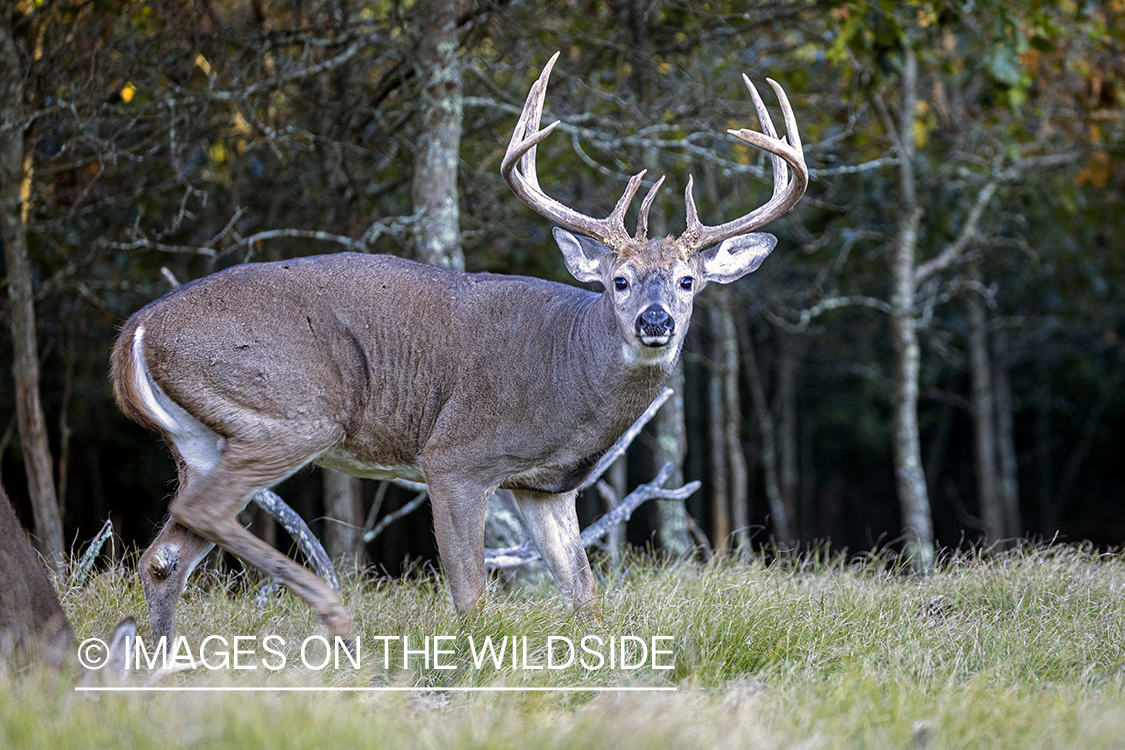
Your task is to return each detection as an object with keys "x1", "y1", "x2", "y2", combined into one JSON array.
[{"x1": 111, "y1": 53, "x2": 806, "y2": 641}]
